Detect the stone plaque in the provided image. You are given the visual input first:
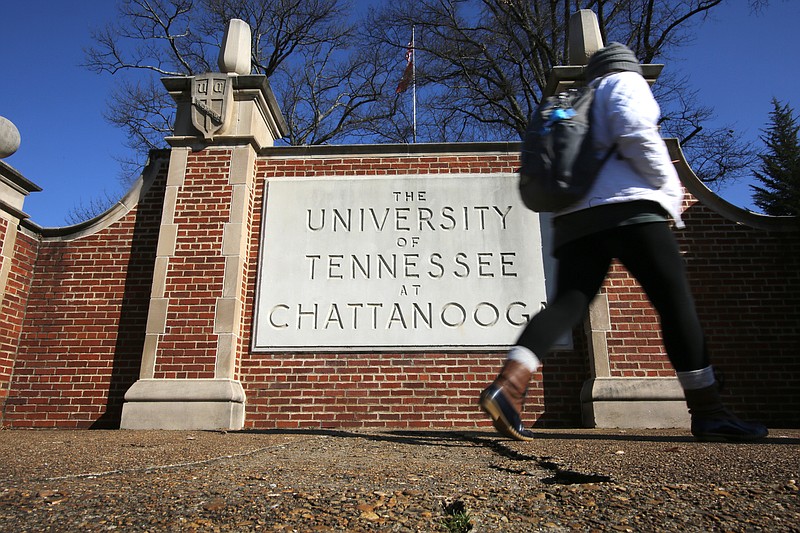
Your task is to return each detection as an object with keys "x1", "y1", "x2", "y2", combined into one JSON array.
[{"x1": 253, "y1": 174, "x2": 554, "y2": 351}]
